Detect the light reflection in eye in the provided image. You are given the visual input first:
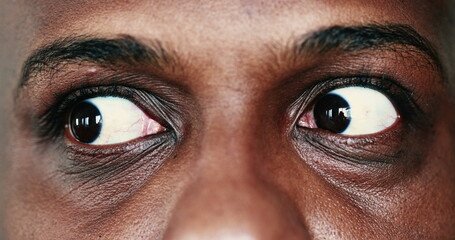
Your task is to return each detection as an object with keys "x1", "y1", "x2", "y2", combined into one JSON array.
[
  {"x1": 299, "y1": 86, "x2": 399, "y2": 135},
  {"x1": 68, "y1": 96, "x2": 165, "y2": 145}
]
